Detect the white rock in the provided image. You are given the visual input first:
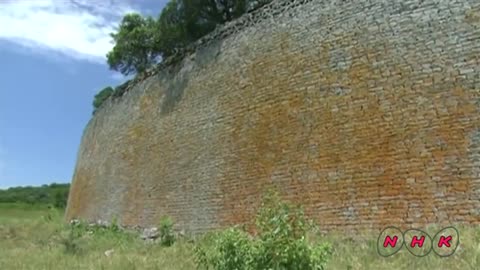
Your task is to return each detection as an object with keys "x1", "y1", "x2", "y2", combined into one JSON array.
[
  {"x1": 141, "y1": 227, "x2": 159, "y2": 240},
  {"x1": 104, "y1": 249, "x2": 114, "y2": 257}
]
